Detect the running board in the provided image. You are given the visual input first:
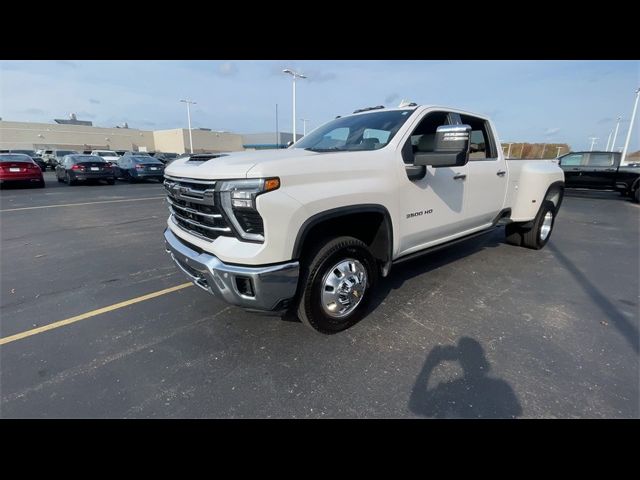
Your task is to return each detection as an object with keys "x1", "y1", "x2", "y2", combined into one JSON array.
[{"x1": 393, "y1": 227, "x2": 498, "y2": 266}]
